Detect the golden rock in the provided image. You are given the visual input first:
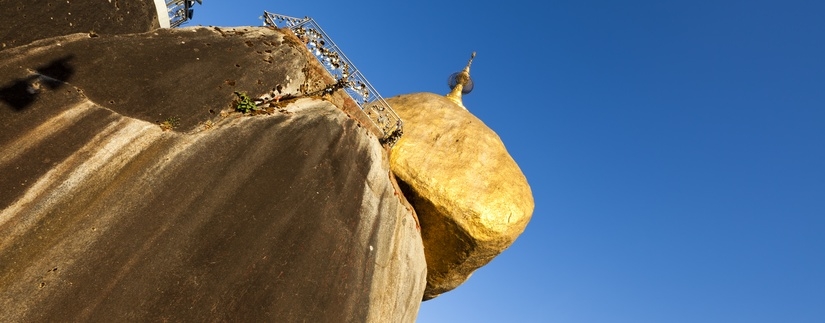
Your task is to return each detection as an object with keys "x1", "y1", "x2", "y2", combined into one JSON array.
[{"x1": 387, "y1": 92, "x2": 534, "y2": 300}]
